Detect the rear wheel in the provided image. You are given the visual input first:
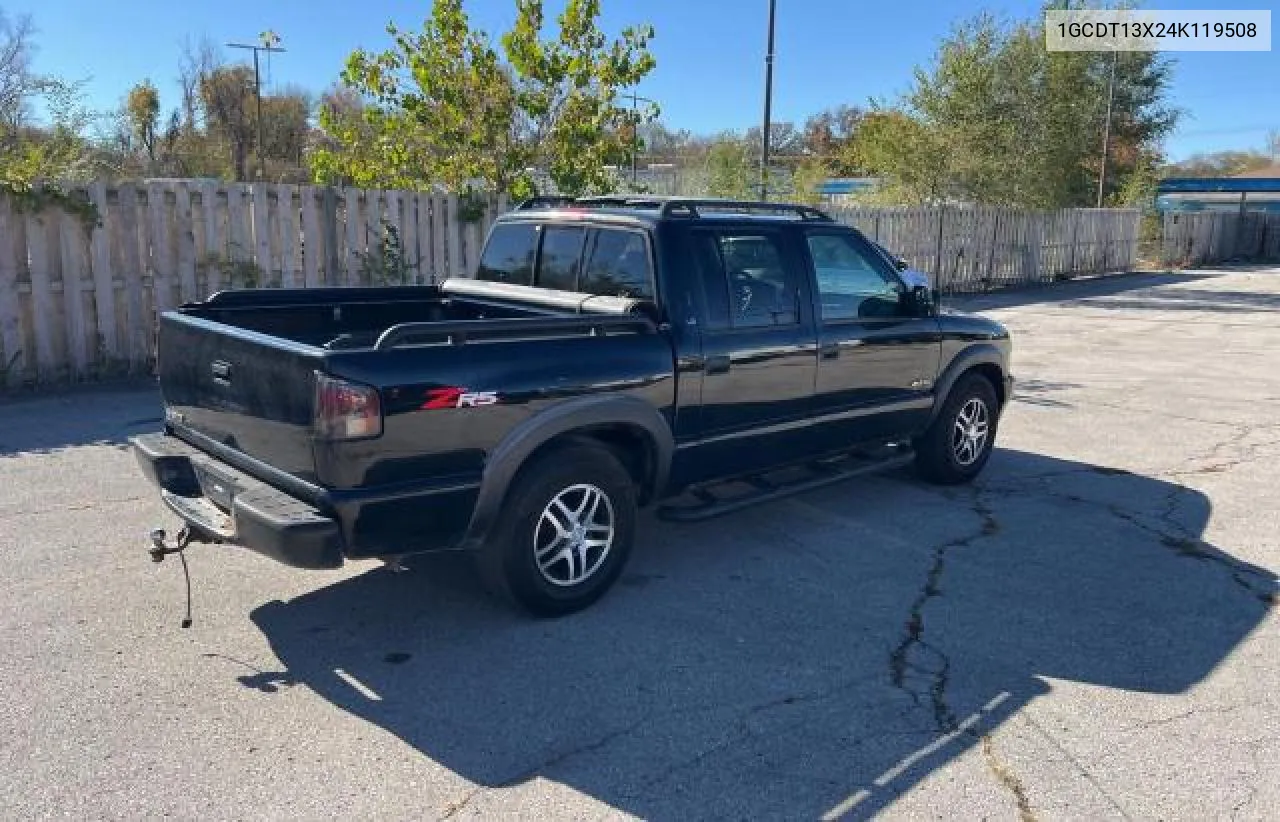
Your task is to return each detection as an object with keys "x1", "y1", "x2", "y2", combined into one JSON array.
[
  {"x1": 476, "y1": 442, "x2": 637, "y2": 617},
  {"x1": 914, "y1": 373, "x2": 999, "y2": 484}
]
